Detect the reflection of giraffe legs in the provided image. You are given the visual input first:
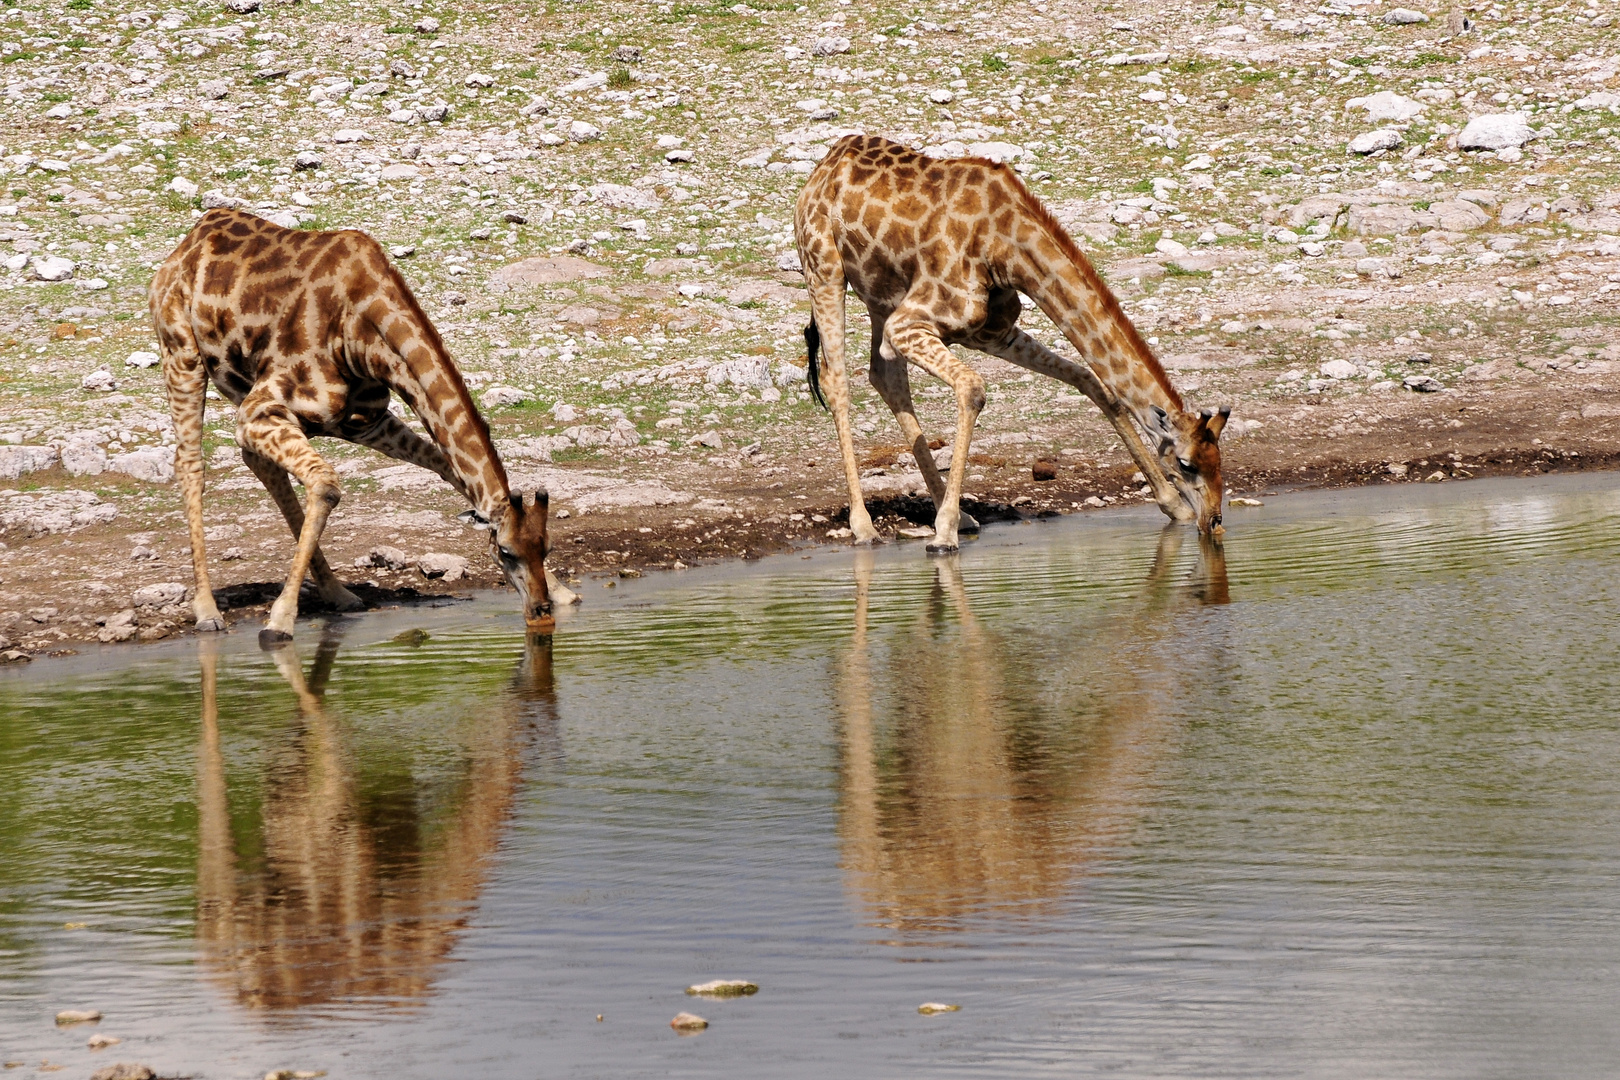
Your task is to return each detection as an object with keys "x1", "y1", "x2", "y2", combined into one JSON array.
[
  {"x1": 838, "y1": 549, "x2": 881, "y2": 901},
  {"x1": 195, "y1": 640, "x2": 236, "y2": 946}
]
